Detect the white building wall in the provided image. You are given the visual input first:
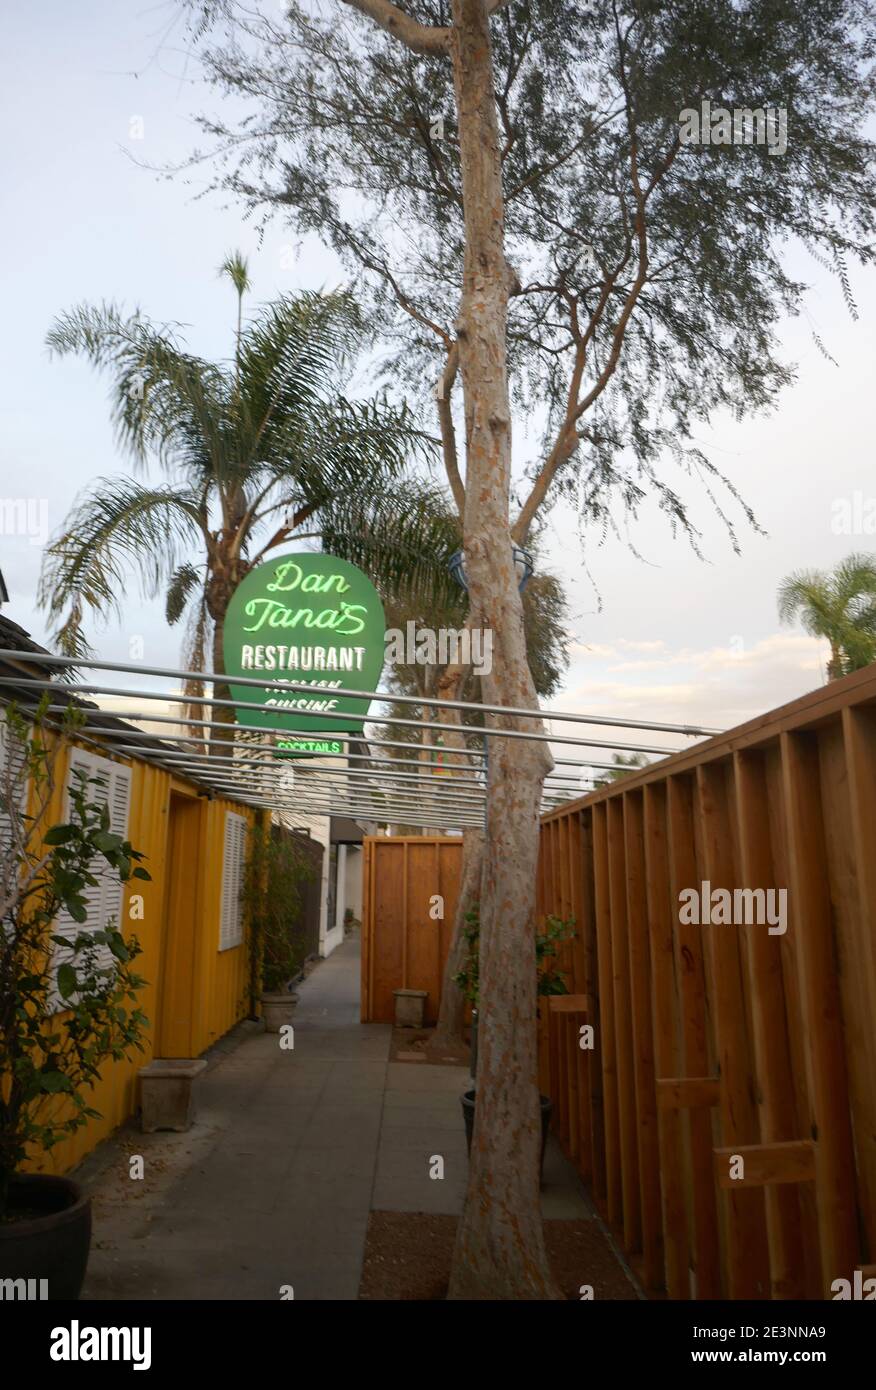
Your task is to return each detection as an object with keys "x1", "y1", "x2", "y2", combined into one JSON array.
[
  {"x1": 344, "y1": 844, "x2": 364, "y2": 925},
  {"x1": 272, "y1": 755, "x2": 346, "y2": 958}
]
